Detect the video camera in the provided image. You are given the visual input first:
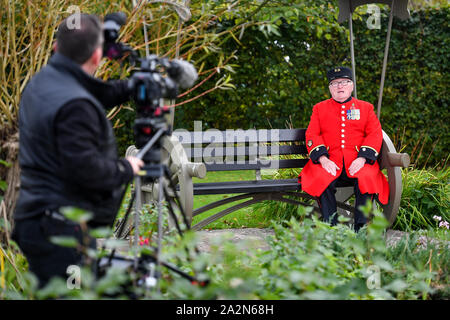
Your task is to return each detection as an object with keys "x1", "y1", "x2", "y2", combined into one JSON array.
[
  {"x1": 99, "y1": 13, "x2": 207, "y2": 291},
  {"x1": 102, "y1": 12, "x2": 197, "y2": 163}
]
